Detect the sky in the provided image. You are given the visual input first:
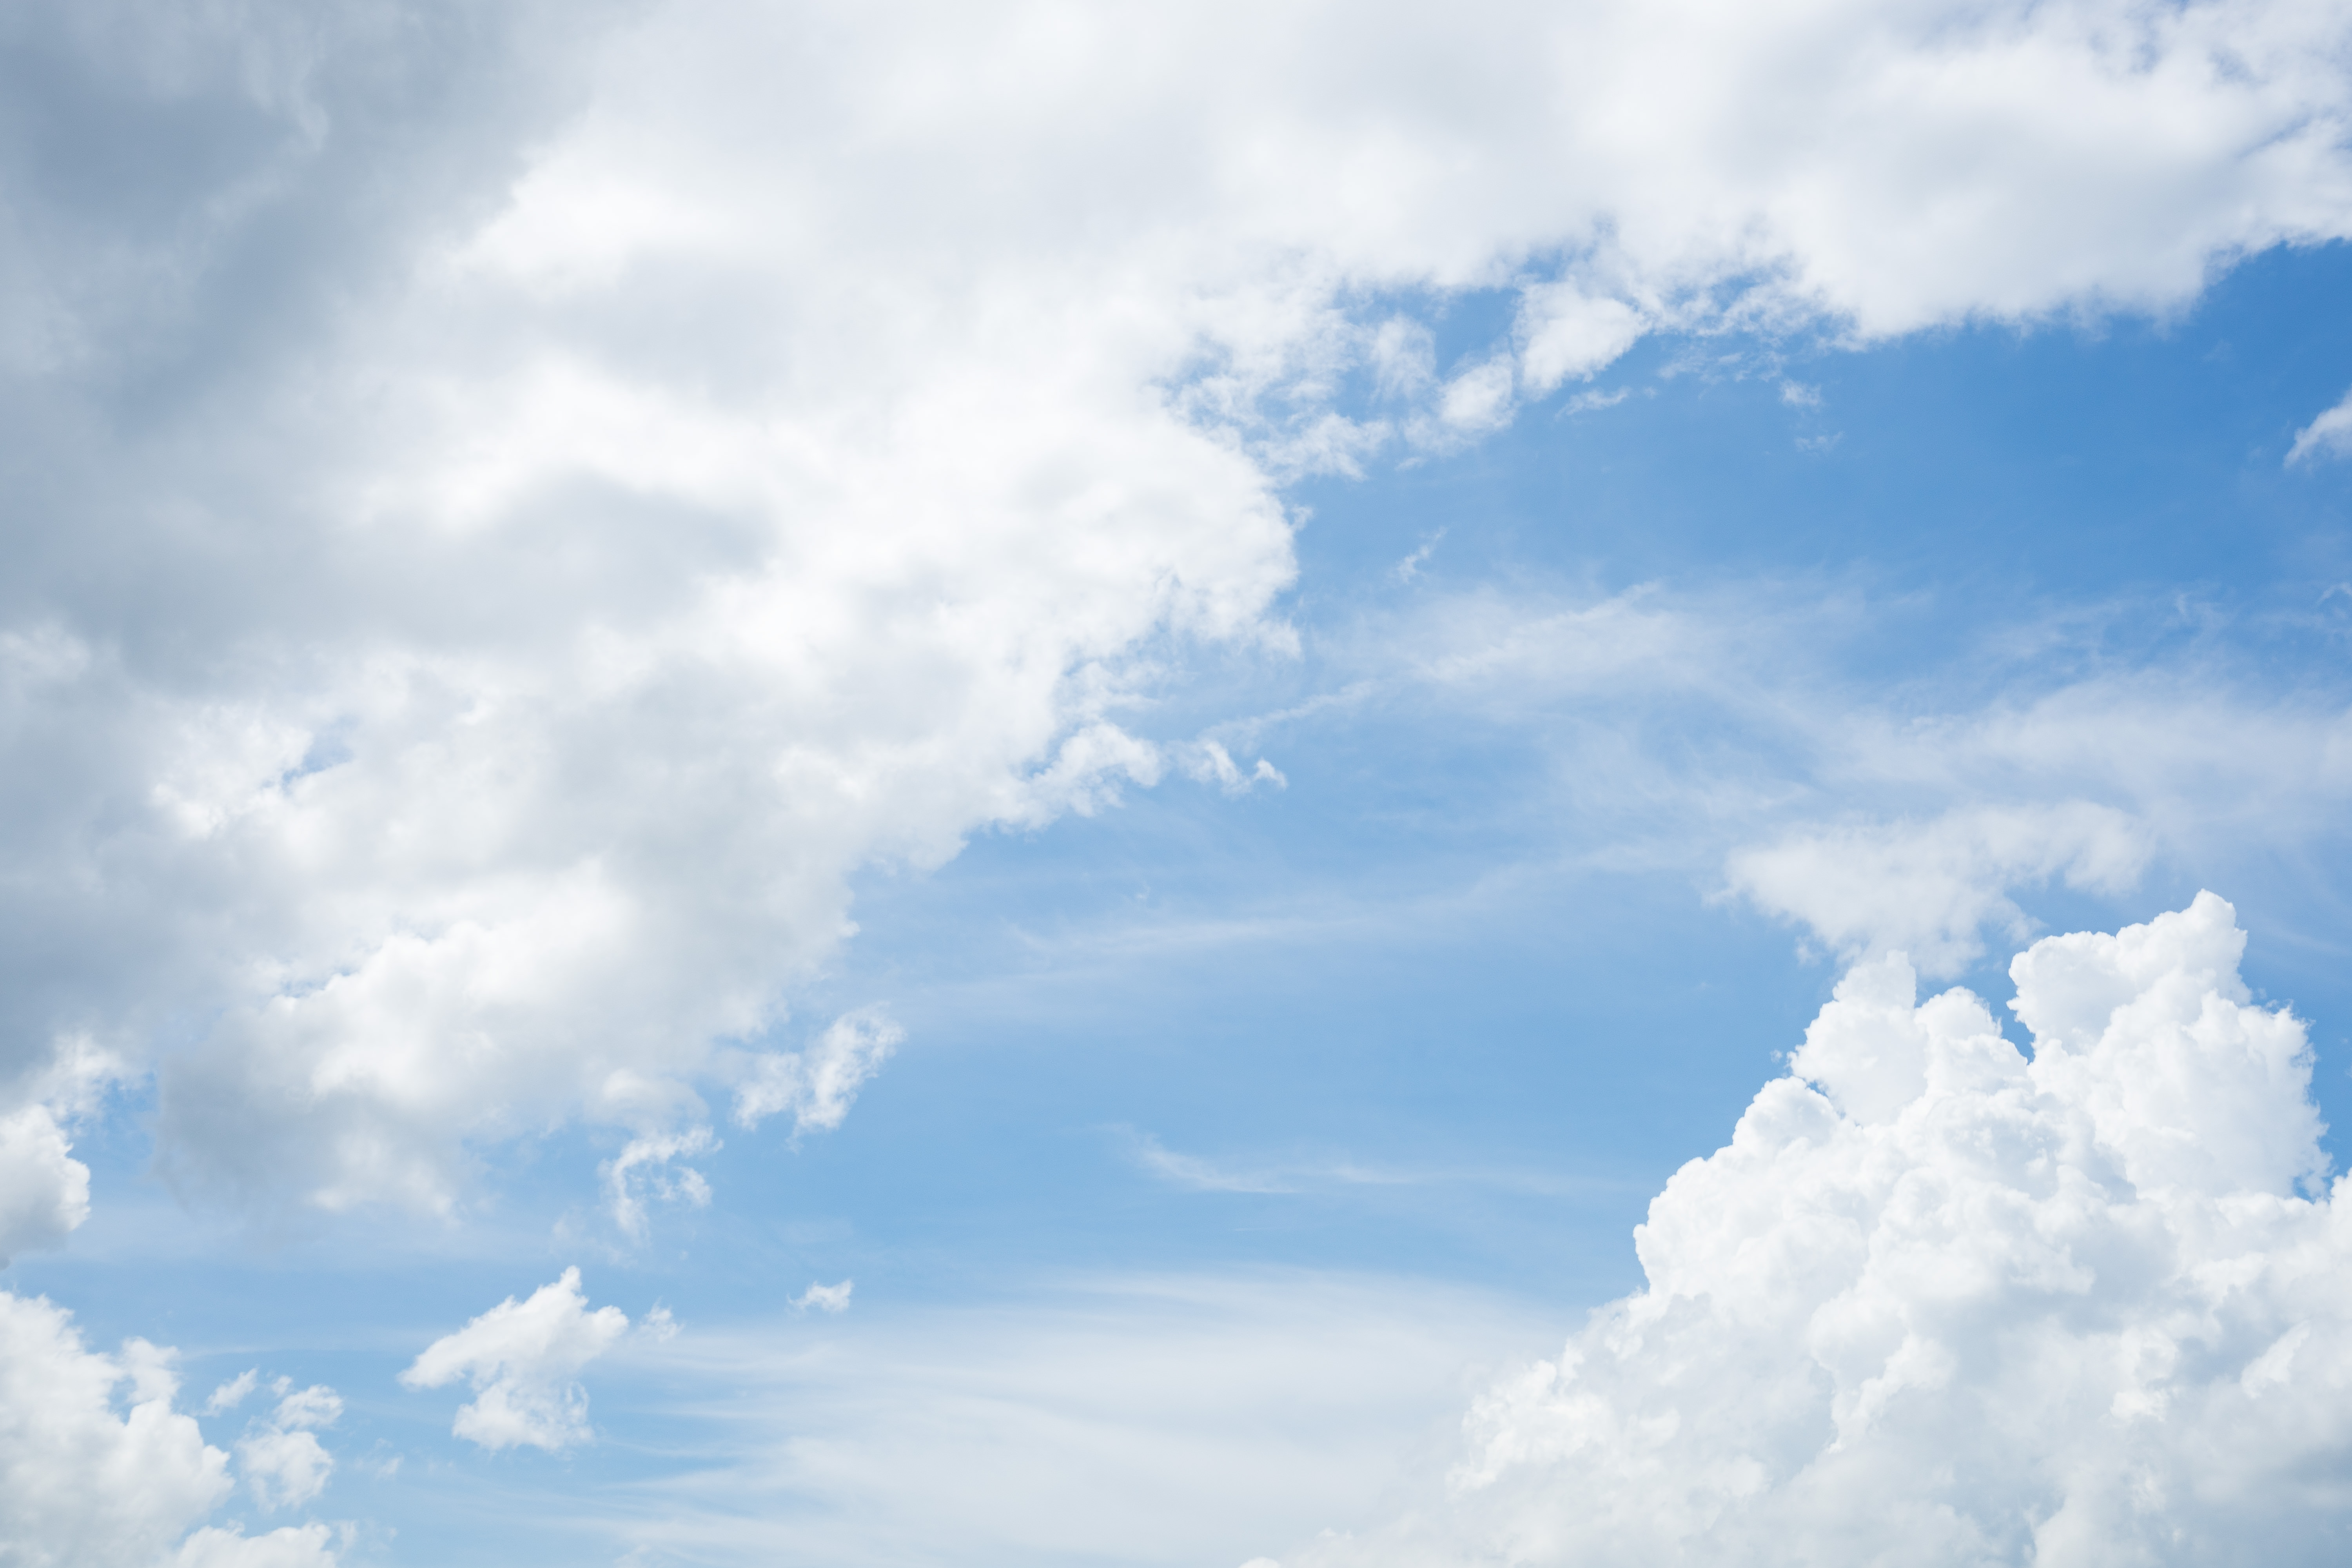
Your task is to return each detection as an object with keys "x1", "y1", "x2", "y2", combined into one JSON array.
[{"x1": 10, "y1": 1, "x2": 2352, "y2": 1564}]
